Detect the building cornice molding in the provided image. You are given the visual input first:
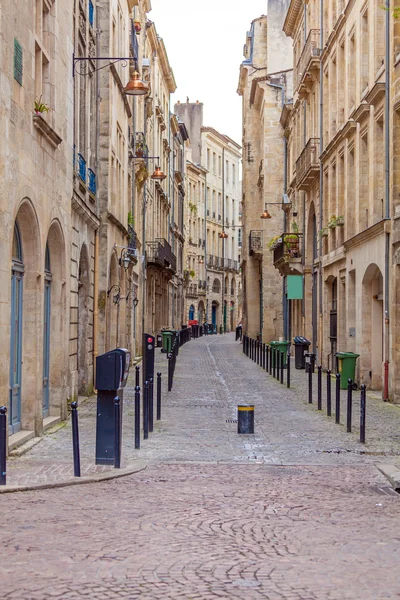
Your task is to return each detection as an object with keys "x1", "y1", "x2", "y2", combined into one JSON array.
[
  {"x1": 343, "y1": 219, "x2": 386, "y2": 251},
  {"x1": 283, "y1": 0, "x2": 303, "y2": 37}
]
